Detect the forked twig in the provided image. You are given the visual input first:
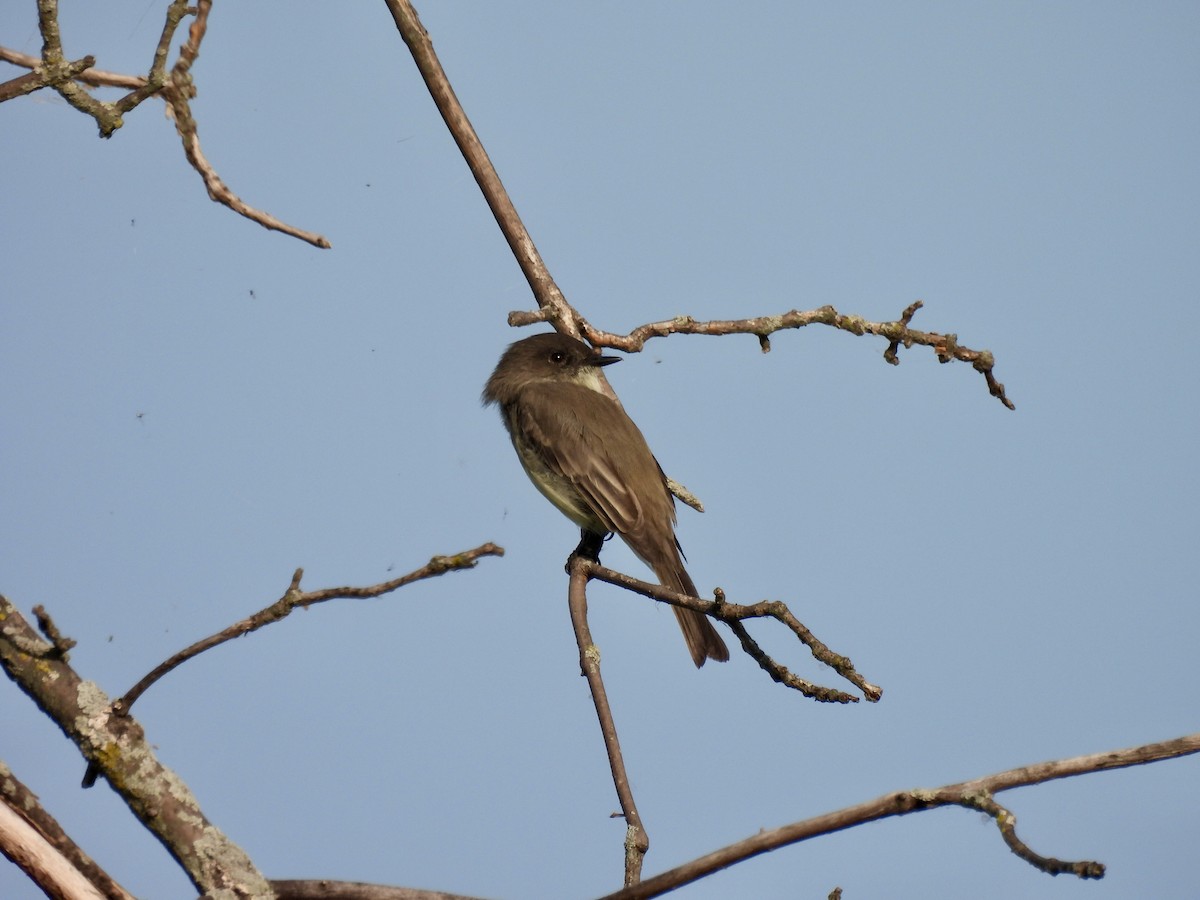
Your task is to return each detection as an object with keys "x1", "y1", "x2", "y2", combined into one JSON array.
[
  {"x1": 0, "y1": 2, "x2": 331, "y2": 246},
  {"x1": 161, "y1": 0, "x2": 332, "y2": 248},
  {"x1": 597, "y1": 734, "x2": 1200, "y2": 899},
  {"x1": 581, "y1": 560, "x2": 881, "y2": 703},
  {"x1": 512, "y1": 299, "x2": 1013, "y2": 410},
  {"x1": 0, "y1": 760, "x2": 135, "y2": 900}
]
